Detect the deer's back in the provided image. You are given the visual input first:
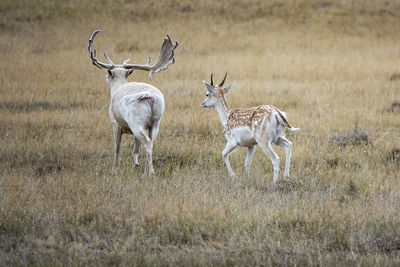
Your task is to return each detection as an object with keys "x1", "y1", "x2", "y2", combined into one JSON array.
[
  {"x1": 110, "y1": 82, "x2": 165, "y2": 132},
  {"x1": 226, "y1": 105, "x2": 277, "y2": 131}
]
